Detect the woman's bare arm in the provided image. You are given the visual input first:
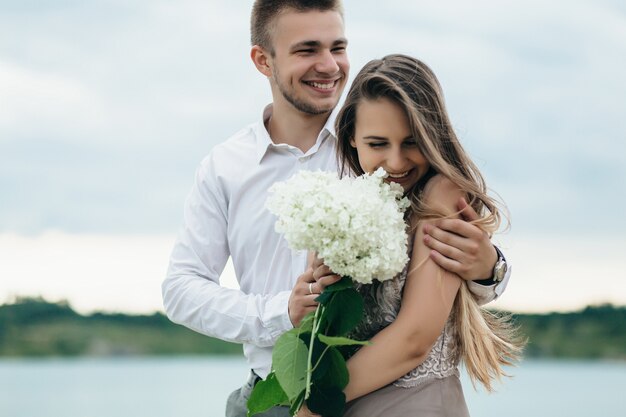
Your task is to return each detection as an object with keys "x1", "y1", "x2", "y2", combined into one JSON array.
[{"x1": 343, "y1": 176, "x2": 464, "y2": 402}]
